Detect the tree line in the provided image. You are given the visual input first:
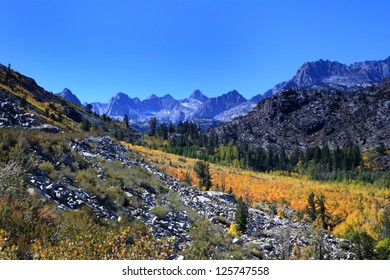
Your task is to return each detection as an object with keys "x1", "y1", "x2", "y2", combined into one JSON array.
[{"x1": 147, "y1": 120, "x2": 389, "y2": 186}]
